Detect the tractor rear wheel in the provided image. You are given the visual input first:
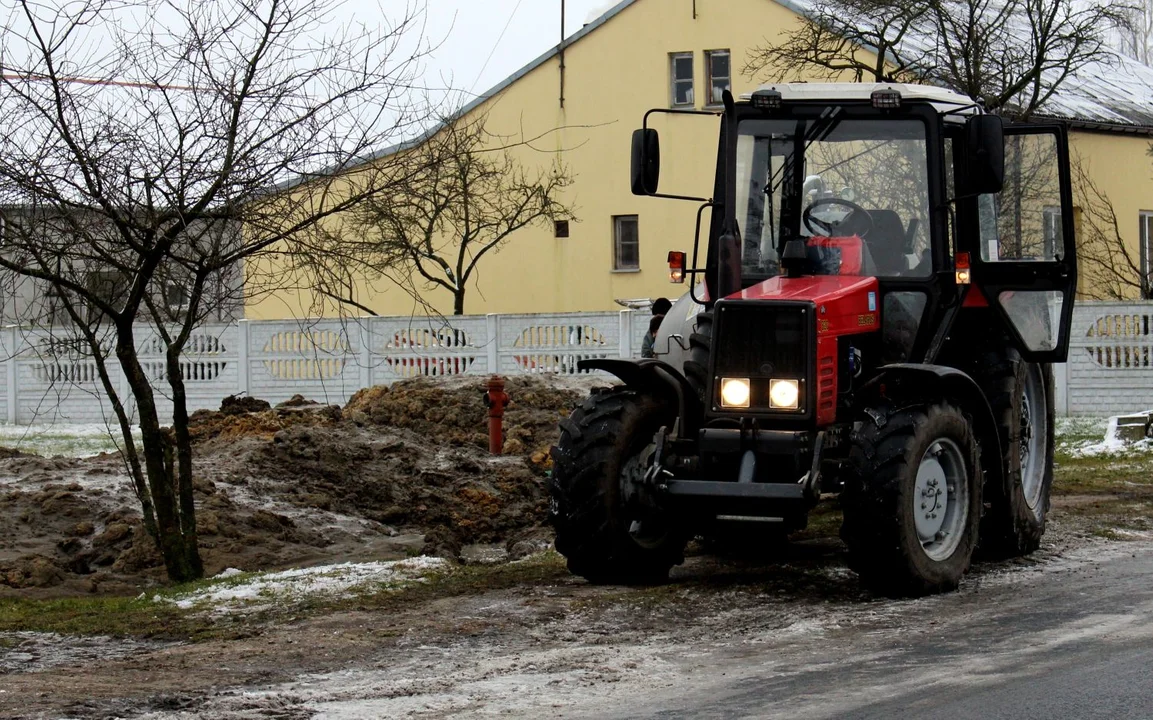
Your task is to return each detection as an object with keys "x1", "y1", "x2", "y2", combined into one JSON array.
[
  {"x1": 548, "y1": 388, "x2": 687, "y2": 583},
  {"x1": 841, "y1": 402, "x2": 982, "y2": 596},
  {"x1": 976, "y1": 347, "x2": 1054, "y2": 558}
]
